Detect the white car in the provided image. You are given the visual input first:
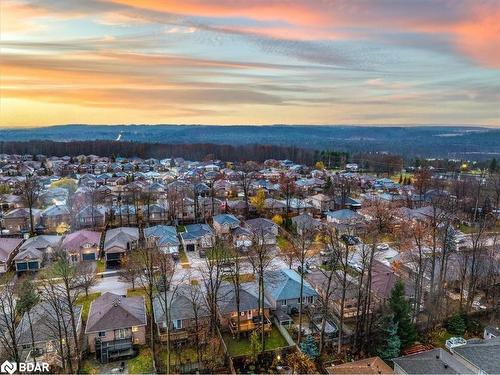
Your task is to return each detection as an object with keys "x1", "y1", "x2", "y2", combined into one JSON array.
[{"x1": 377, "y1": 243, "x2": 389, "y2": 251}]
